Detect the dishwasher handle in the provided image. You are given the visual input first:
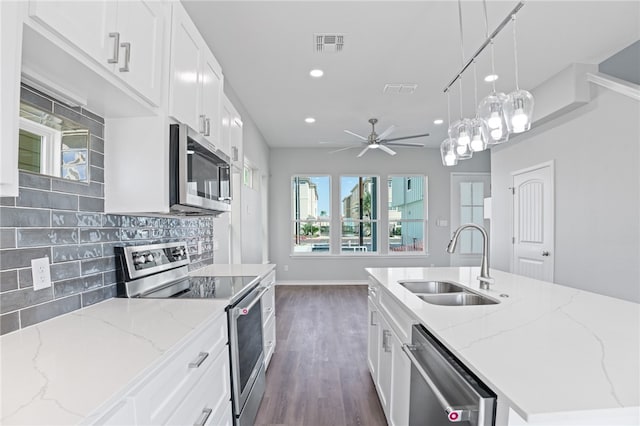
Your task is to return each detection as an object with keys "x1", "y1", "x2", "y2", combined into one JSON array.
[{"x1": 402, "y1": 344, "x2": 473, "y2": 423}]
